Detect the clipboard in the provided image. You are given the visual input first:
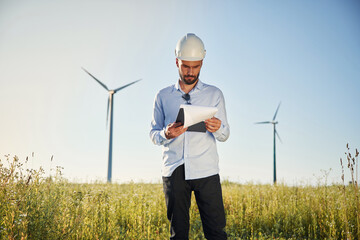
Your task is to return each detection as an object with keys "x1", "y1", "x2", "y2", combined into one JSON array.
[{"x1": 176, "y1": 108, "x2": 207, "y2": 132}]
